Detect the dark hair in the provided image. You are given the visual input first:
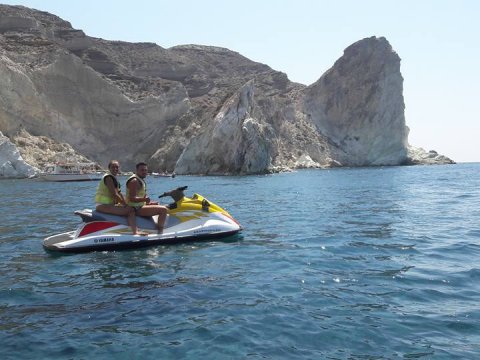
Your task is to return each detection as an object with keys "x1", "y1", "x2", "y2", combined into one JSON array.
[
  {"x1": 136, "y1": 162, "x2": 147, "y2": 170},
  {"x1": 108, "y1": 160, "x2": 120, "y2": 169}
]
